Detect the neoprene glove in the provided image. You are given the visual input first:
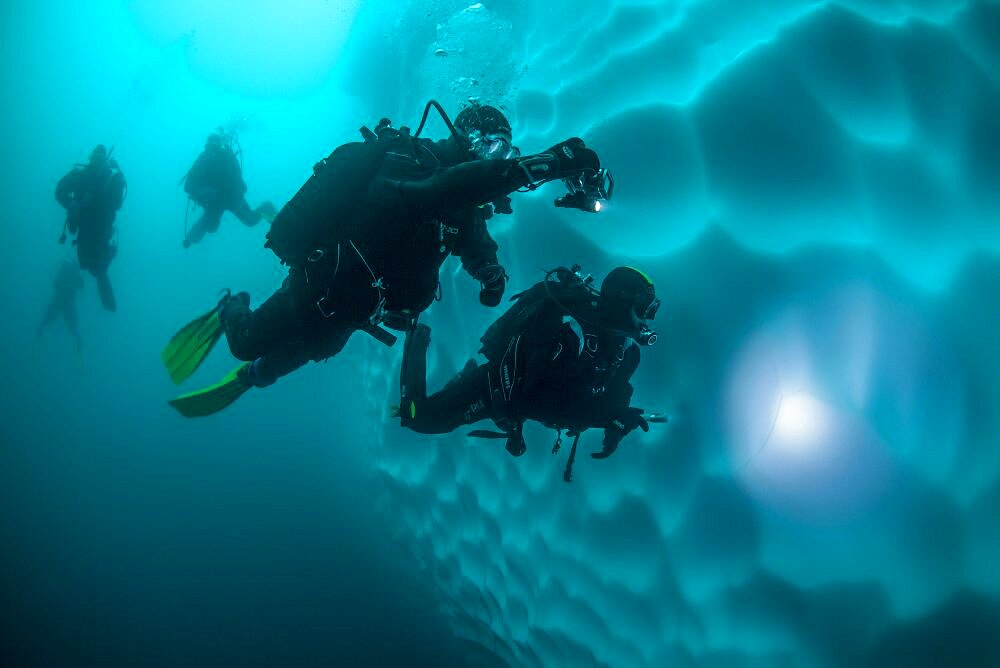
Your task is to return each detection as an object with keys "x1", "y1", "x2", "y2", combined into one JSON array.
[
  {"x1": 547, "y1": 138, "x2": 600, "y2": 176},
  {"x1": 492, "y1": 196, "x2": 513, "y2": 215},
  {"x1": 515, "y1": 138, "x2": 600, "y2": 185},
  {"x1": 475, "y1": 263, "x2": 507, "y2": 307},
  {"x1": 592, "y1": 407, "x2": 649, "y2": 459}
]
